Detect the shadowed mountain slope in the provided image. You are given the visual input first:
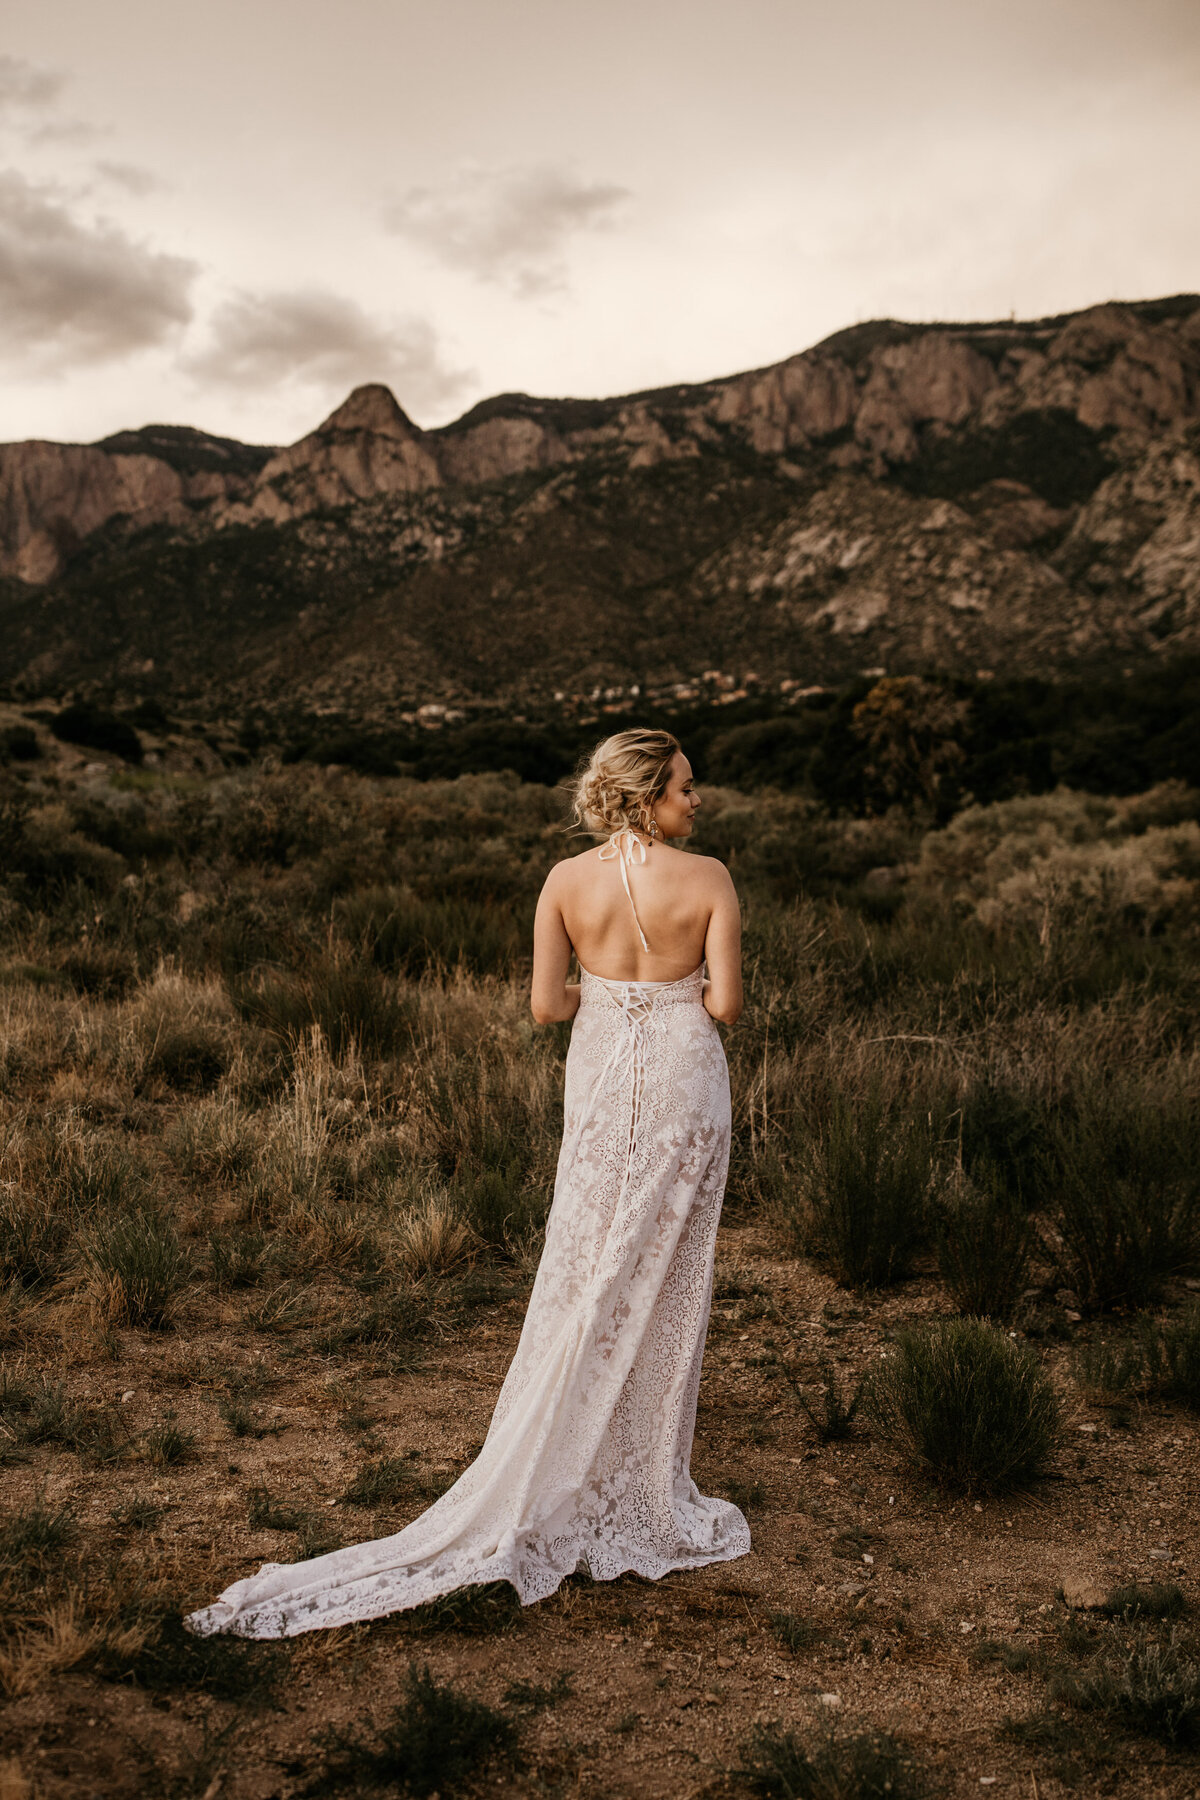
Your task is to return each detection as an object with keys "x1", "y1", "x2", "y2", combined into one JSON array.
[{"x1": 1, "y1": 295, "x2": 1198, "y2": 704}]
